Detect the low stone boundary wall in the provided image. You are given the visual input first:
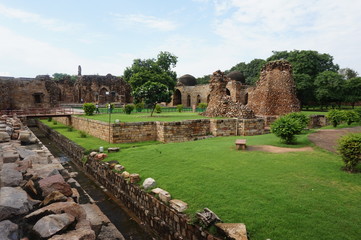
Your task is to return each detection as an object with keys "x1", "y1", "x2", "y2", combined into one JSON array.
[
  {"x1": 55, "y1": 116, "x2": 265, "y2": 143},
  {"x1": 36, "y1": 120, "x2": 223, "y2": 240},
  {"x1": 308, "y1": 115, "x2": 327, "y2": 128}
]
